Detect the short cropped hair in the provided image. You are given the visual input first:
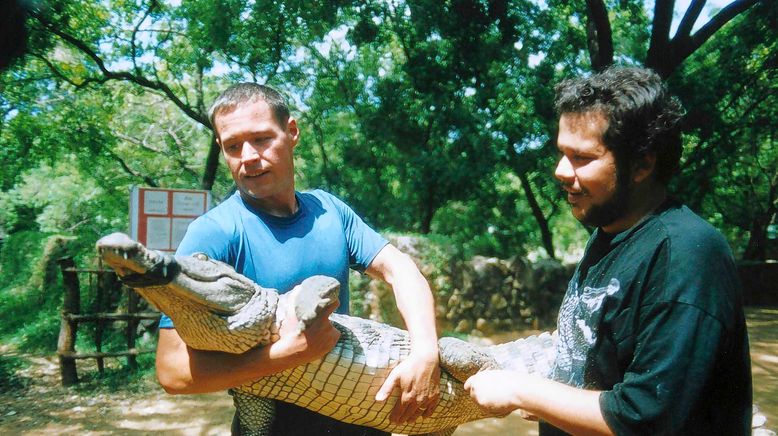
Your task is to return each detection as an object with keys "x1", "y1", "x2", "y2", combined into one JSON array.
[
  {"x1": 554, "y1": 67, "x2": 685, "y2": 184},
  {"x1": 208, "y1": 83, "x2": 291, "y2": 135}
]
